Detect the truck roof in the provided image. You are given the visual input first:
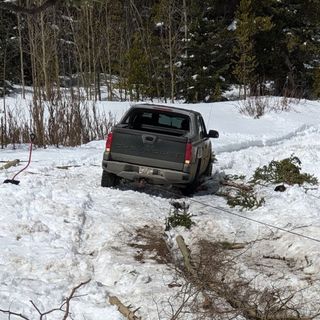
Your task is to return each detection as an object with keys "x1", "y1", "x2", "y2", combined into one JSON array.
[{"x1": 131, "y1": 103, "x2": 201, "y2": 117}]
